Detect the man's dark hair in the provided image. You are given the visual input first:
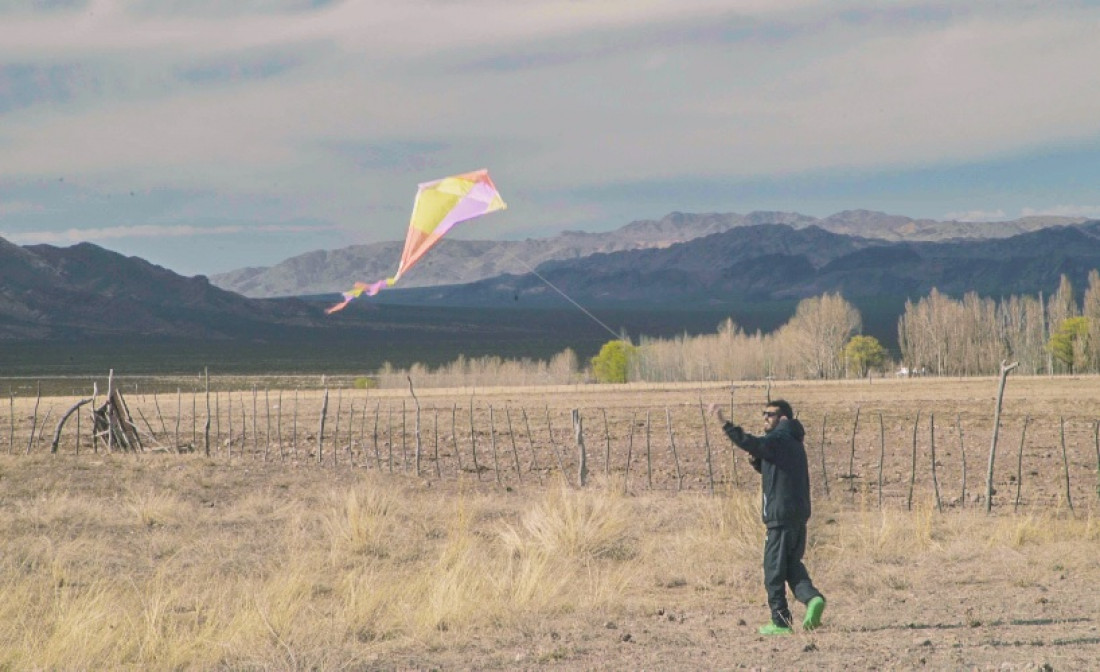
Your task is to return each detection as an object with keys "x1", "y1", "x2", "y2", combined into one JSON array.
[{"x1": 767, "y1": 399, "x2": 794, "y2": 420}]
